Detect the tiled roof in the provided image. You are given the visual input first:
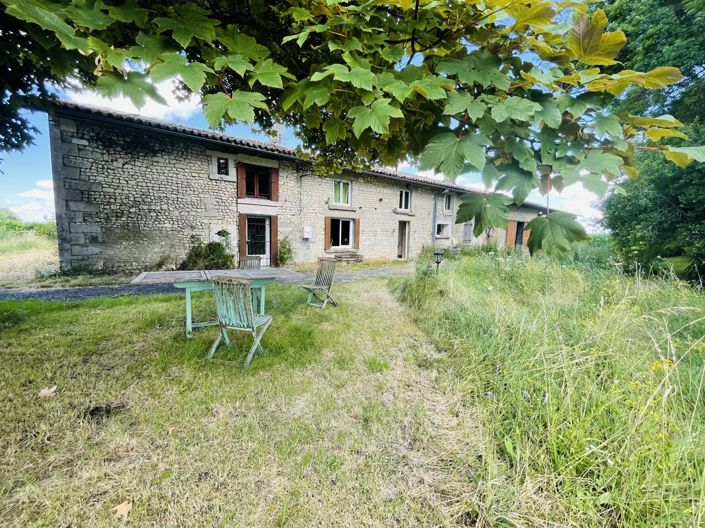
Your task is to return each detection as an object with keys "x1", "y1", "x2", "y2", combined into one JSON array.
[{"x1": 52, "y1": 100, "x2": 546, "y2": 209}]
